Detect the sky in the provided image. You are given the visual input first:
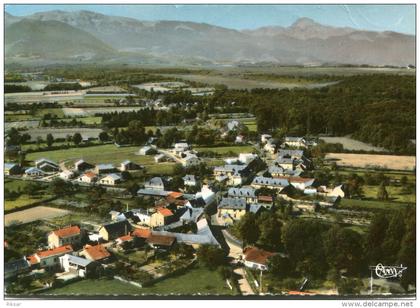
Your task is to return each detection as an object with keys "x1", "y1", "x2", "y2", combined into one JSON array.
[{"x1": 5, "y1": 4, "x2": 416, "y2": 34}]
